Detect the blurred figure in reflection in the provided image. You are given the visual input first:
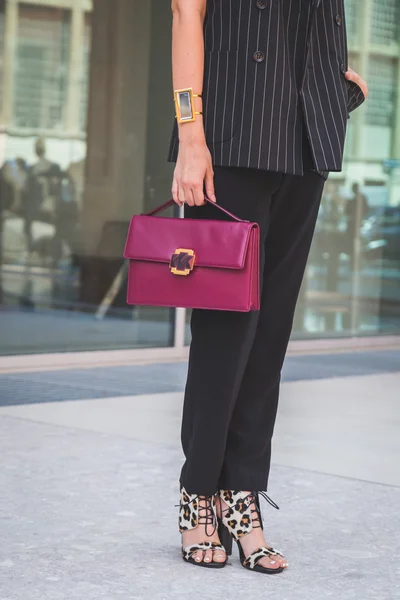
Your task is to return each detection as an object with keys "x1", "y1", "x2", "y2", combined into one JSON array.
[
  {"x1": 24, "y1": 137, "x2": 62, "y2": 258},
  {"x1": 23, "y1": 137, "x2": 81, "y2": 268},
  {"x1": 346, "y1": 183, "x2": 369, "y2": 230},
  {"x1": 67, "y1": 159, "x2": 85, "y2": 210},
  {"x1": 0, "y1": 157, "x2": 28, "y2": 215},
  {"x1": 19, "y1": 137, "x2": 80, "y2": 268},
  {"x1": 0, "y1": 159, "x2": 28, "y2": 305},
  {"x1": 319, "y1": 180, "x2": 343, "y2": 293},
  {"x1": 56, "y1": 171, "x2": 80, "y2": 266},
  {"x1": 345, "y1": 183, "x2": 369, "y2": 262}
]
